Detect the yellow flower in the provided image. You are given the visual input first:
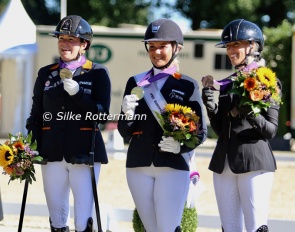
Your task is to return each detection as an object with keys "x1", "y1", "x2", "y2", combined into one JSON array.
[
  {"x1": 165, "y1": 104, "x2": 193, "y2": 114},
  {"x1": 182, "y1": 106, "x2": 193, "y2": 114},
  {"x1": 256, "y1": 67, "x2": 276, "y2": 87},
  {"x1": 165, "y1": 103, "x2": 179, "y2": 113},
  {"x1": 0, "y1": 144, "x2": 14, "y2": 167},
  {"x1": 244, "y1": 77, "x2": 257, "y2": 91}
]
